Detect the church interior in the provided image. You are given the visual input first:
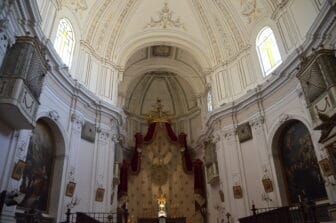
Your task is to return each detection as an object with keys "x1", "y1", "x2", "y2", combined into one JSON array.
[{"x1": 0, "y1": 0, "x2": 336, "y2": 222}]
